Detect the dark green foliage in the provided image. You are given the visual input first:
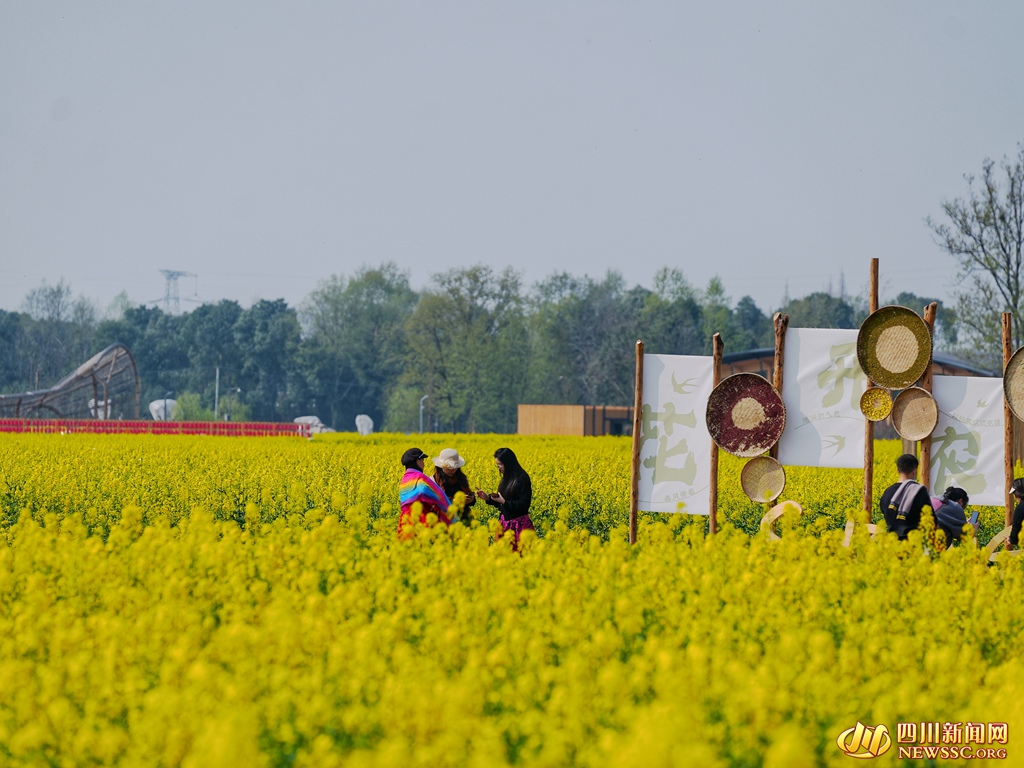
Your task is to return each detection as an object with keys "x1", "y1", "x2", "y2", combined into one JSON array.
[
  {"x1": 526, "y1": 271, "x2": 645, "y2": 407},
  {"x1": 7, "y1": 267, "x2": 922, "y2": 431},
  {"x1": 396, "y1": 265, "x2": 528, "y2": 433},
  {"x1": 891, "y1": 291, "x2": 957, "y2": 348},
  {"x1": 777, "y1": 291, "x2": 860, "y2": 330},
  {"x1": 298, "y1": 264, "x2": 417, "y2": 431}
]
